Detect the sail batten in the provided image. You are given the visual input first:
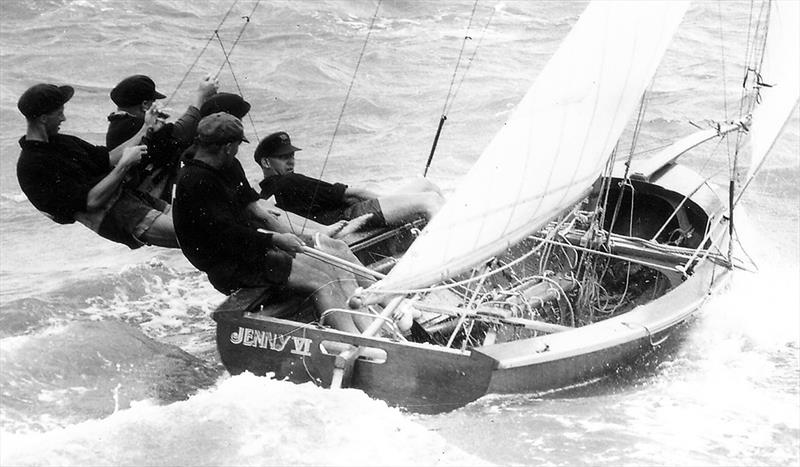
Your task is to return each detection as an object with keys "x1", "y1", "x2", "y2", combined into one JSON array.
[{"x1": 364, "y1": 0, "x2": 691, "y2": 299}]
